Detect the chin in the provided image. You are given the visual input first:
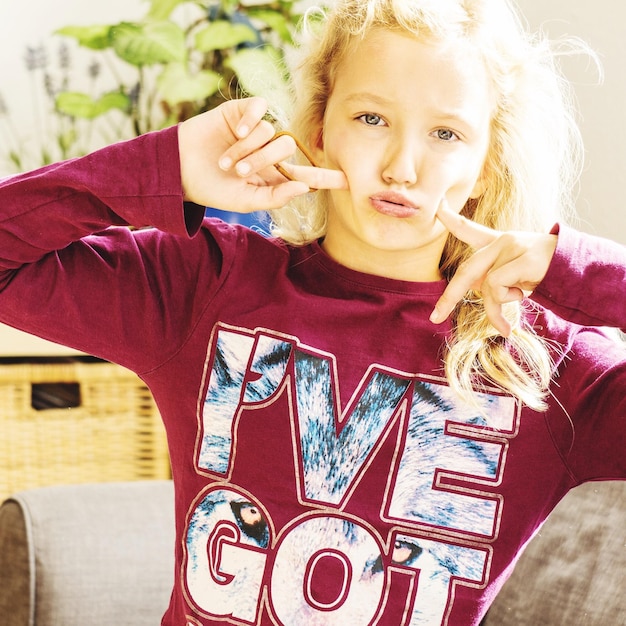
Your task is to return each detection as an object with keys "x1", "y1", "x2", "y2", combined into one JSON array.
[{"x1": 366, "y1": 224, "x2": 441, "y2": 251}]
